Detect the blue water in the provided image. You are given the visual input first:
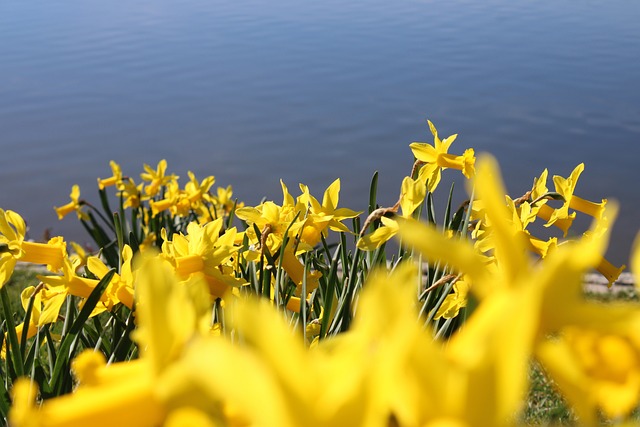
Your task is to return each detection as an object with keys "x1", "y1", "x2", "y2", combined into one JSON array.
[{"x1": 1, "y1": 0, "x2": 639, "y2": 264}]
